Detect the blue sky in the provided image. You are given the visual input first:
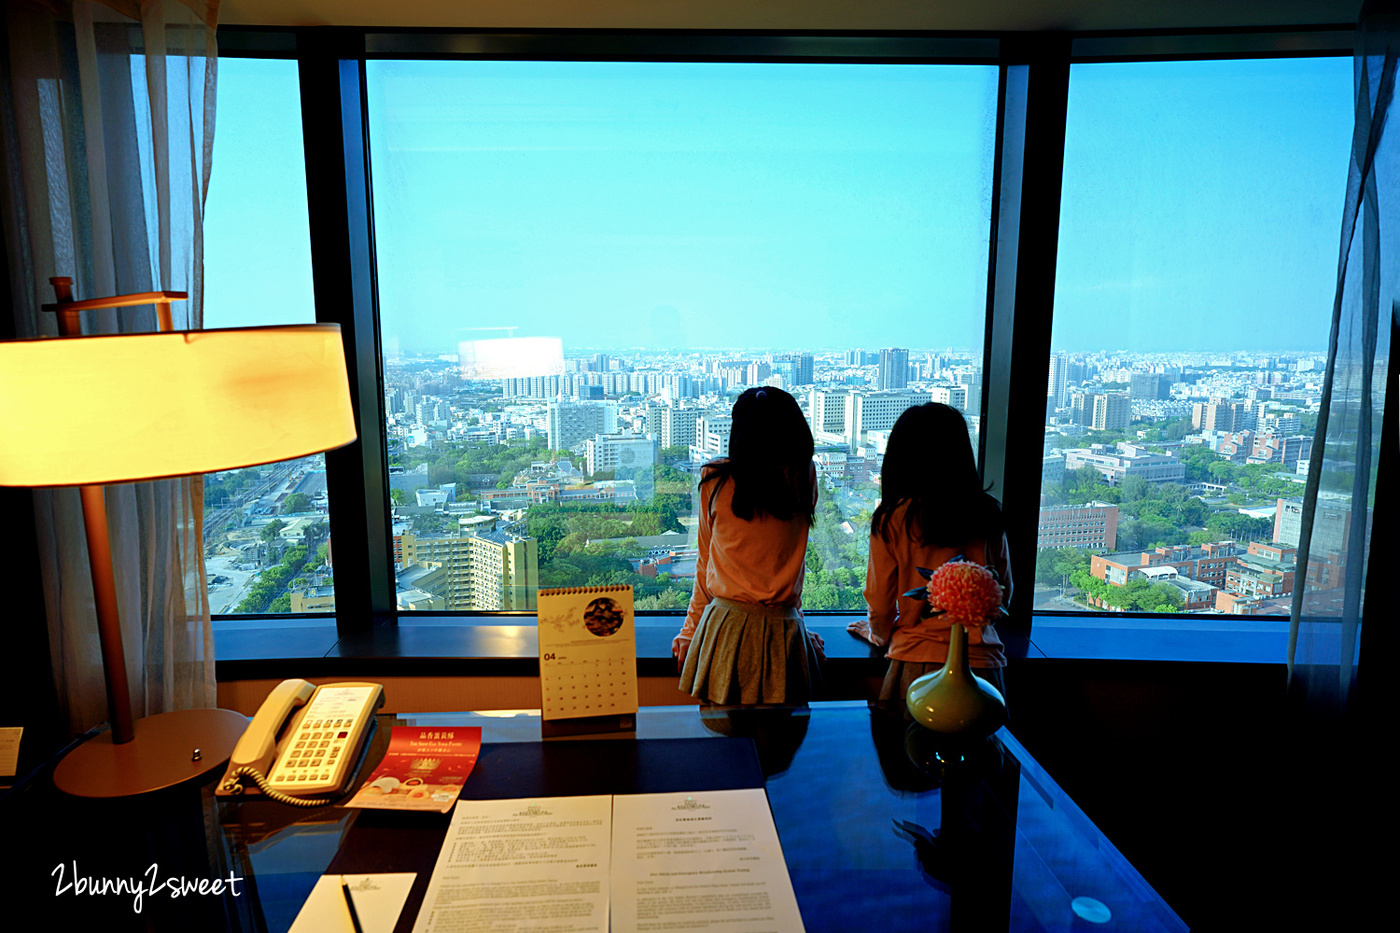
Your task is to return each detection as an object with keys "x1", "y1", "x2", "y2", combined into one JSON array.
[
  {"x1": 203, "y1": 58, "x2": 316, "y2": 330},
  {"x1": 204, "y1": 54, "x2": 1353, "y2": 357},
  {"x1": 1053, "y1": 56, "x2": 1352, "y2": 353}
]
